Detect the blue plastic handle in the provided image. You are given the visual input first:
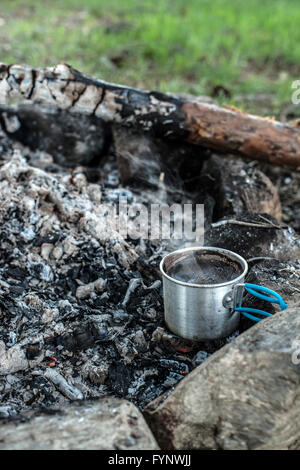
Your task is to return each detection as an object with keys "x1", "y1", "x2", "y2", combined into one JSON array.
[
  {"x1": 236, "y1": 283, "x2": 287, "y2": 322},
  {"x1": 244, "y1": 283, "x2": 288, "y2": 310},
  {"x1": 235, "y1": 306, "x2": 273, "y2": 322}
]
